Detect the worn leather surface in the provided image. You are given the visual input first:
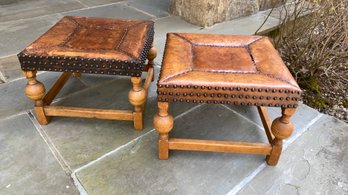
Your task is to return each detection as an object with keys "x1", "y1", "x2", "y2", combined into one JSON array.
[
  {"x1": 17, "y1": 16, "x2": 154, "y2": 77},
  {"x1": 157, "y1": 33, "x2": 302, "y2": 108}
]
